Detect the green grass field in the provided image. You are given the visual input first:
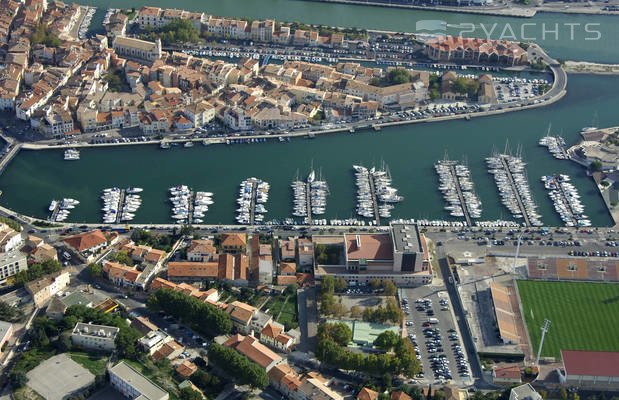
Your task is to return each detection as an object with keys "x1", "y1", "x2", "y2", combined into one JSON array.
[{"x1": 517, "y1": 280, "x2": 619, "y2": 359}]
